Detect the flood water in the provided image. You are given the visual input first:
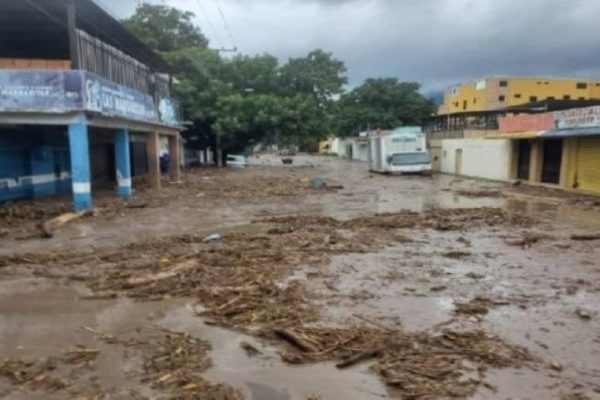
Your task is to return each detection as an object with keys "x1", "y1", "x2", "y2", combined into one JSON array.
[{"x1": 1, "y1": 155, "x2": 599, "y2": 399}]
